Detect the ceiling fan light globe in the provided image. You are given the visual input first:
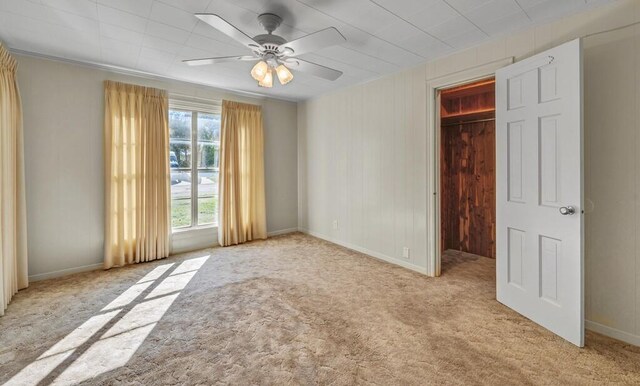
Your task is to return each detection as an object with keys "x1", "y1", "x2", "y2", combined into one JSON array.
[
  {"x1": 258, "y1": 68, "x2": 273, "y2": 88},
  {"x1": 276, "y1": 64, "x2": 294, "y2": 85},
  {"x1": 251, "y1": 60, "x2": 269, "y2": 81}
]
